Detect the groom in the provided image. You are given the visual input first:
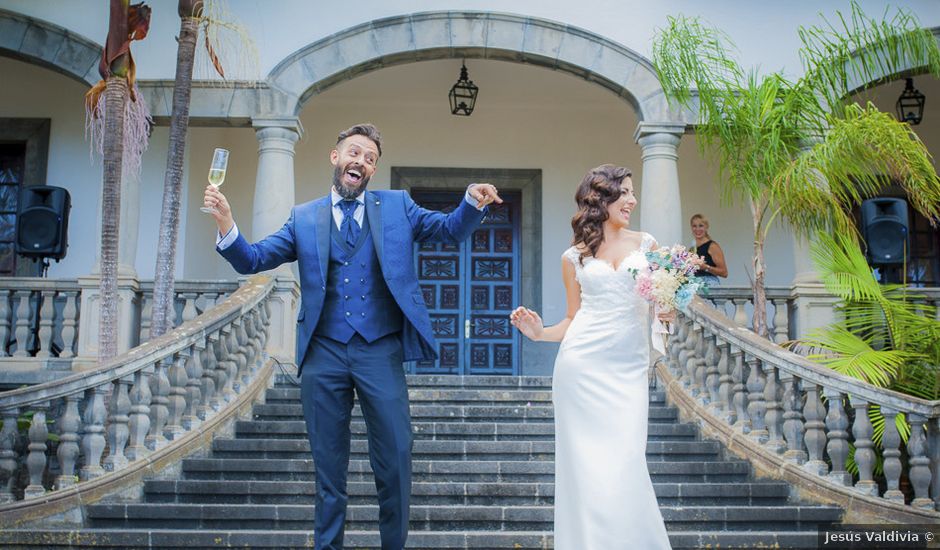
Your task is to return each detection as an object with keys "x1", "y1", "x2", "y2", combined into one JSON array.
[{"x1": 205, "y1": 123, "x2": 501, "y2": 550}]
